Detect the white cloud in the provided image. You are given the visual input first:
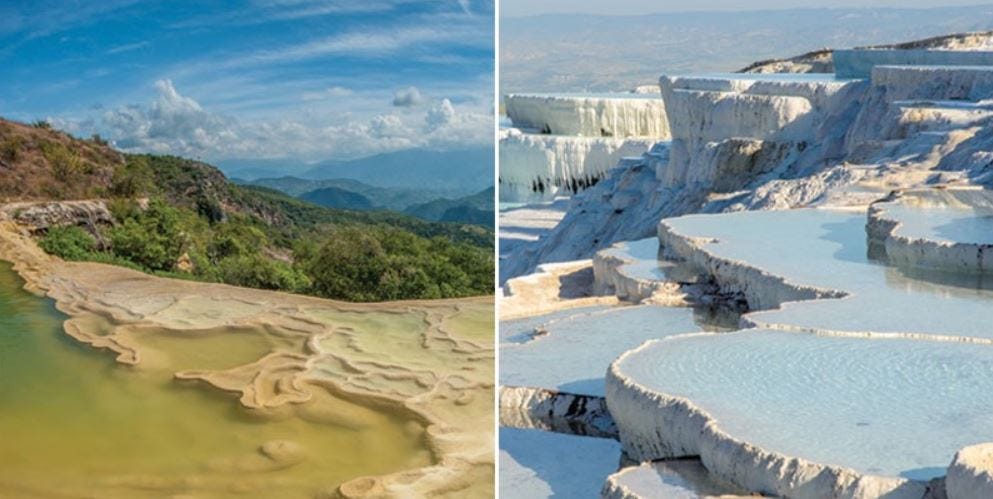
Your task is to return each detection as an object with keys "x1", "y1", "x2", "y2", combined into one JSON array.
[
  {"x1": 301, "y1": 85, "x2": 353, "y2": 101},
  {"x1": 392, "y1": 86, "x2": 423, "y2": 107},
  {"x1": 369, "y1": 114, "x2": 408, "y2": 137},
  {"x1": 425, "y1": 98, "x2": 455, "y2": 130},
  {"x1": 74, "y1": 80, "x2": 490, "y2": 161},
  {"x1": 226, "y1": 26, "x2": 472, "y2": 68},
  {"x1": 105, "y1": 40, "x2": 148, "y2": 54}
]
